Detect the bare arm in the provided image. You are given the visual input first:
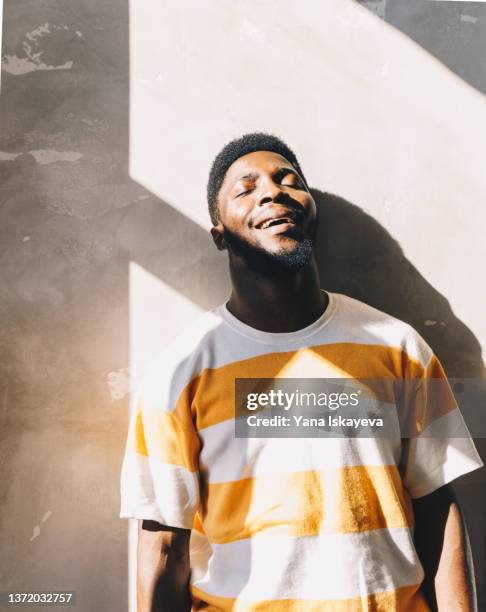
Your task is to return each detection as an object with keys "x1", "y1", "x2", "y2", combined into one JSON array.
[
  {"x1": 137, "y1": 520, "x2": 192, "y2": 612},
  {"x1": 413, "y1": 484, "x2": 475, "y2": 612}
]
